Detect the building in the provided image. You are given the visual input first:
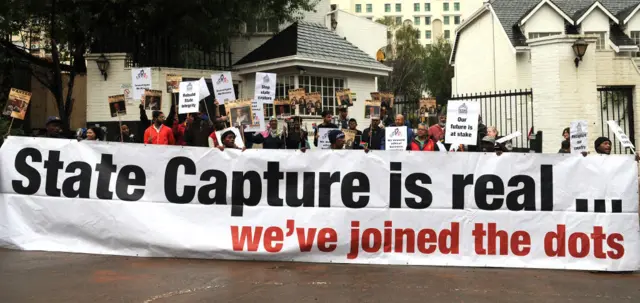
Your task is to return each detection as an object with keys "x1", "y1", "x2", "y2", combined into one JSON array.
[
  {"x1": 450, "y1": 0, "x2": 640, "y2": 153},
  {"x1": 83, "y1": 0, "x2": 390, "y2": 143},
  {"x1": 331, "y1": 0, "x2": 485, "y2": 44}
]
